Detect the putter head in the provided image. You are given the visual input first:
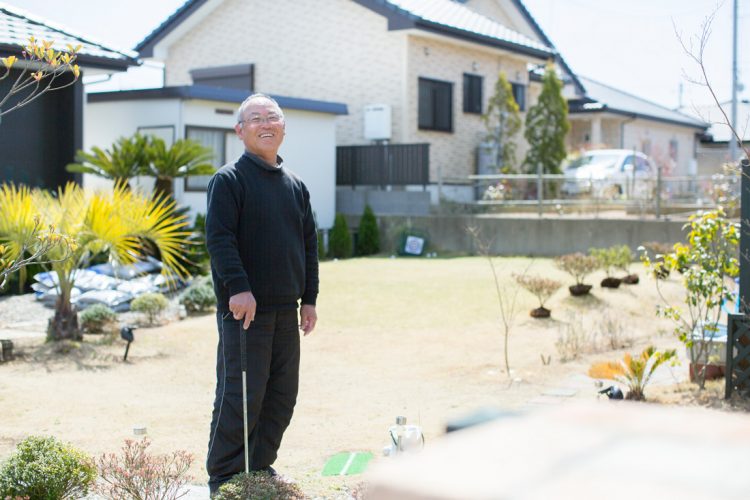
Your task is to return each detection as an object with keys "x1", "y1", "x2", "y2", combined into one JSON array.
[{"x1": 120, "y1": 325, "x2": 136, "y2": 343}]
